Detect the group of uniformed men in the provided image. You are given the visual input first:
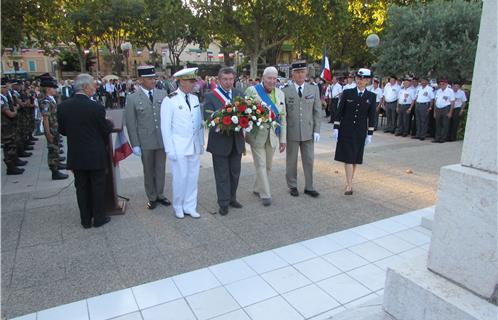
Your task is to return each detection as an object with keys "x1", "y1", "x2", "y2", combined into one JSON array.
[
  {"x1": 325, "y1": 74, "x2": 468, "y2": 143},
  {"x1": 125, "y1": 61, "x2": 322, "y2": 220},
  {"x1": 1, "y1": 75, "x2": 67, "y2": 178}
]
